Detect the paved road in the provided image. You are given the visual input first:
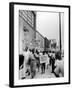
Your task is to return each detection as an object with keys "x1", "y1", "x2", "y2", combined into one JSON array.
[
  {"x1": 34, "y1": 65, "x2": 55, "y2": 79},
  {"x1": 19, "y1": 65, "x2": 56, "y2": 79}
]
